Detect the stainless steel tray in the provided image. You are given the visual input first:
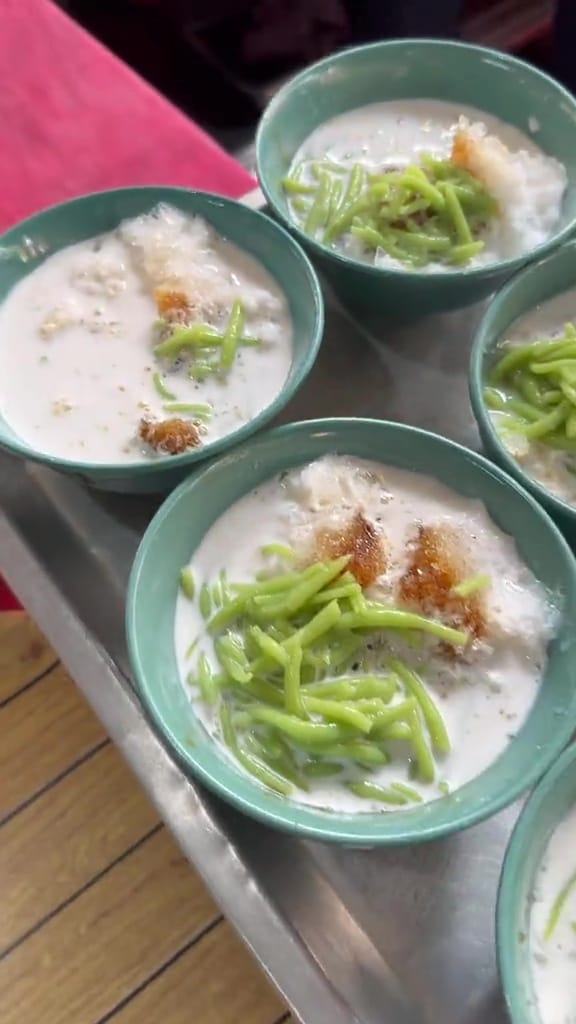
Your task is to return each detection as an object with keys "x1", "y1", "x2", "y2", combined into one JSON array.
[{"x1": 0, "y1": 193, "x2": 517, "y2": 1024}]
